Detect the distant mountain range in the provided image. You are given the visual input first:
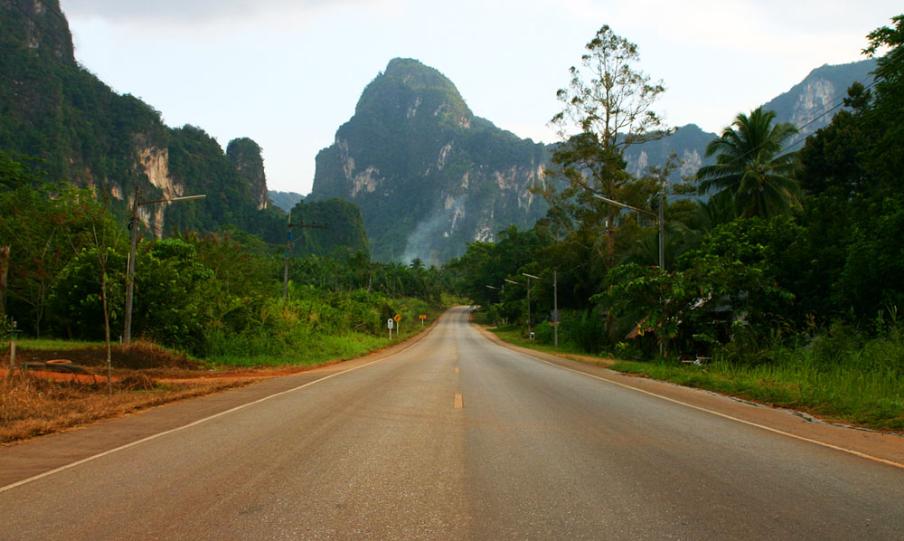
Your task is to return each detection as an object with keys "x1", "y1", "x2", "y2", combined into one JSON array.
[
  {"x1": 625, "y1": 59, "x2": 876, "y2": 182},
  {"x1": 312, "y1": 57, "x2": 876, "y2": 263},
  {"x1": 268, "y1": 190, "x2": 304, "y2": 213}
]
